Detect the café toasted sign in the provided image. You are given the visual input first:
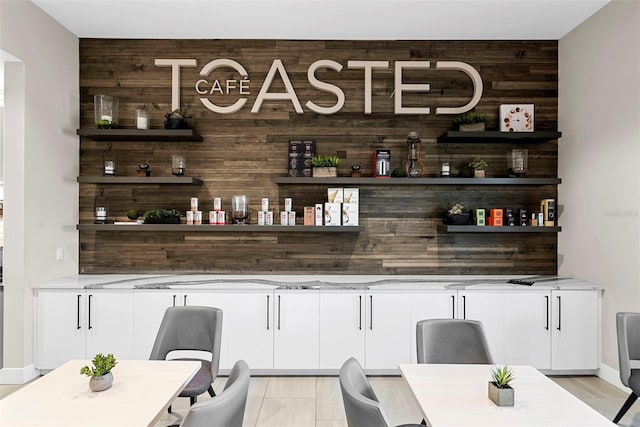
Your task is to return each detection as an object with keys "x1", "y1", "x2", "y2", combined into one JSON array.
[{"x1": 155, "y1": 58, "x2": 483, "y2": 116}]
